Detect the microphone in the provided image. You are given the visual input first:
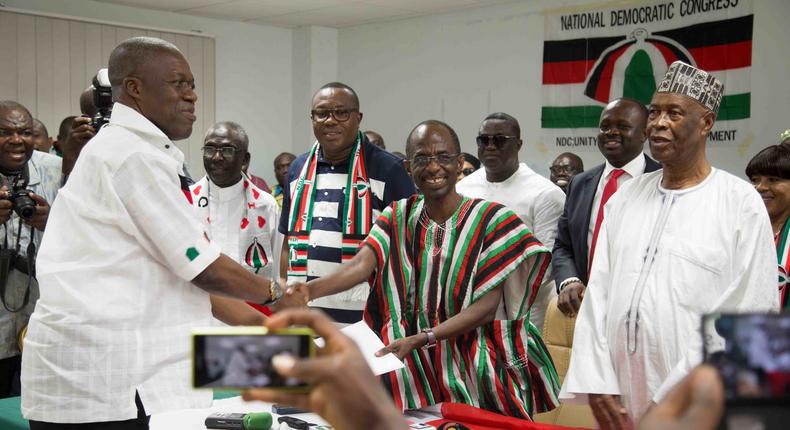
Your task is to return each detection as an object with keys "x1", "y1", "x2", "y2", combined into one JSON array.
[{"x1": 243, "y1": 412, "x2": 273, "y2": 430}]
